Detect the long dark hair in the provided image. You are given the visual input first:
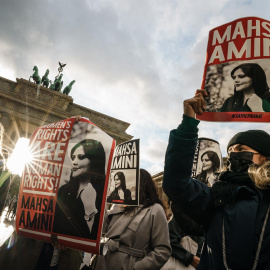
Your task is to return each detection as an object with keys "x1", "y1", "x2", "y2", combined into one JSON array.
[
  {"x1": 123, "y1": 169, "x2": 164, "y2": 213},
  {"x1": 114, "y1": 171, "x2": 127, "y2": 190},
  {"x1": 71, "y1": 139, "x2": 106, "y2": 177},
  {"x1": 197, "y1": 150, "x2": 220, "y2": 183},
  {"x1": 230, "y1": 63, "x2": 270, "y2": 110},
  {"x1": 68, "y1": 139, "x2": 106, "y2": 203}
]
